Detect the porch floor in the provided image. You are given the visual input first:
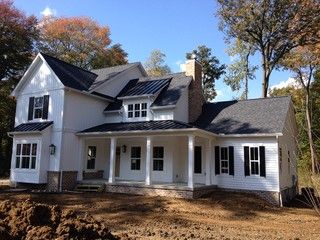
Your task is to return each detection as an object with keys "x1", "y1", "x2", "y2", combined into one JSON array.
[{"x1": 79, "y1": 179, "x2": 216, "y2": 191}]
